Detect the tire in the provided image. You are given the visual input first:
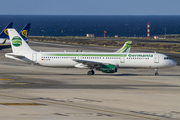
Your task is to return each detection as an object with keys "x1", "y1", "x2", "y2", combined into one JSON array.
[
  {"x1": 155, "y1": 73, "x2": 159, "y2": 76},
  {"x1": 91, "y1": 70, "x2": 95, "y2": 75},
  {"x1": 87, "y1": 71, "x2": 92, "y2": 75}
]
